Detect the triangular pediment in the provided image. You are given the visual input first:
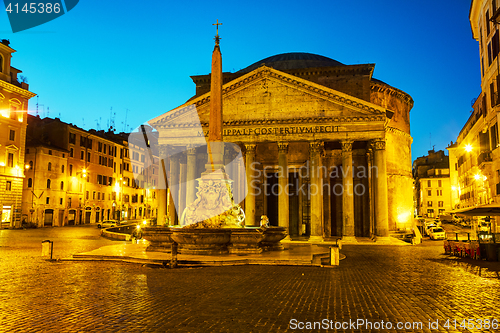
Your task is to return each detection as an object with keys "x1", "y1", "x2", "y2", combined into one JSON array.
[
  {"x1": 150, "y1": 66, "x2": 387, "y2": 128},
  {"x1": 5, "y1": 144, "x2": 19, "y2": 151}
]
